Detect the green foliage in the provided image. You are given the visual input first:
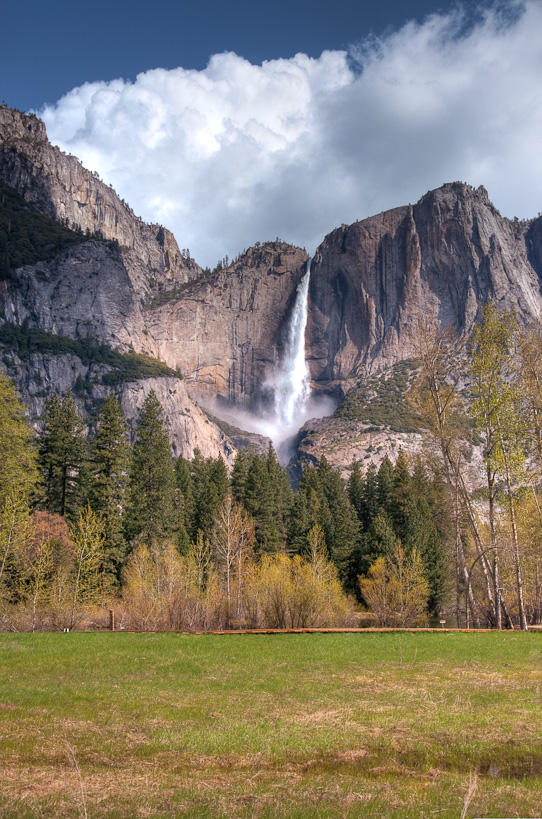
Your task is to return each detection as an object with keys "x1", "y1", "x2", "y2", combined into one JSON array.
[
  {"x1": 189, "y1": 449, "x2": 230, "y2": 543},
  {"x1": 0, "y1": 373, "x2": 39, "y2": 506},
  {"x1": 37, "y1": 391, "x2": 85, "y2": 522},
  {"x1": 243, "y1": 445, "x2": 292, "y2": 553},
  {"x1": 174, "y1": 455, "x2": 194, "y2": 553},
  {"x1": 0, "y1": 321, "x2": 180, "y2": 383},
  {"x1": 289, "y1": 457, "x2": 360, "y2": 590},
  {"x1": 124, "y1": 391, "x2": 178, "y2": 545},
  {"x1": 144, "y1": 268, "x2": 213, "y2": 309},
  {"x1": 230, "y1": 450, "x2": 249, "y2": 504},
  {"x1": 88, "y1": 394, "x2": 130, "y2": 582},
  {"x1": 351, "y1": 455, "x2": 449, "y2": 613},
  {"x1": 334, "y1": 360, "x2": 419, "y2": 432},
  {"x1": 0, "y1": 181, "x2": 85, "y2": 280}
]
